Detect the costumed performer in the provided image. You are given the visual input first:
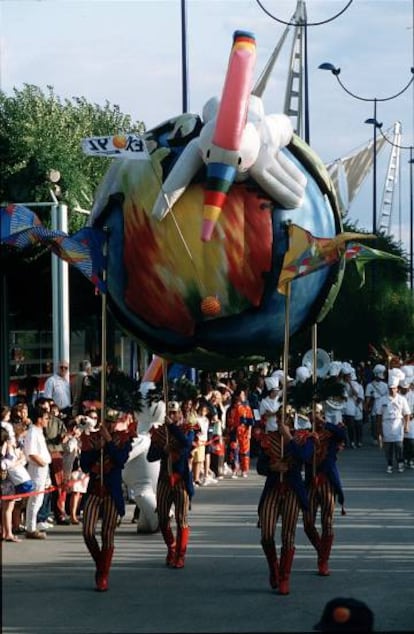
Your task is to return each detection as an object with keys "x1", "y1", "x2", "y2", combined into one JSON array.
[
  {"x1": 80, "y1": 408, "x2": 136, "y2": 591},
  {"x1": 302, "y1": 398, "x2": 347, "y2": 577},
  {"x1": 256, "y1": 408, "x2": 316, "y2": 595},
  {"x1": 147, "y1": 400, "x2": 197, "y2": 569}
]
